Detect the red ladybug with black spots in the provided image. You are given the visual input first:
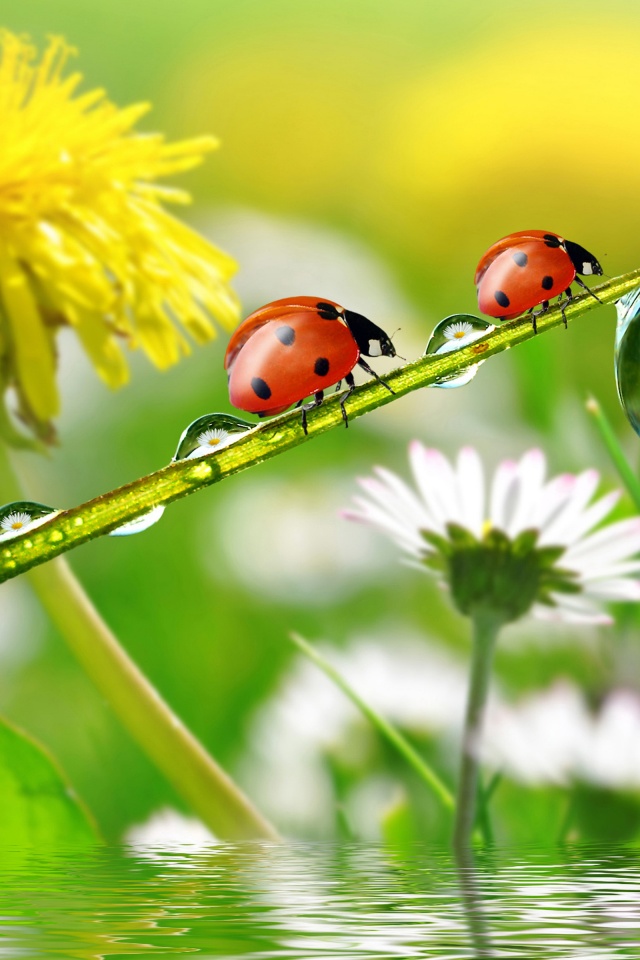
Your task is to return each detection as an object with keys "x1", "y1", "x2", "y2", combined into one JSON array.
[
  {"x1": 224, "y1": 296, "x2": 396, "y2": 433},
  {"x1": 475, "y1": 230, "x2": 603, "y2": 332}
]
